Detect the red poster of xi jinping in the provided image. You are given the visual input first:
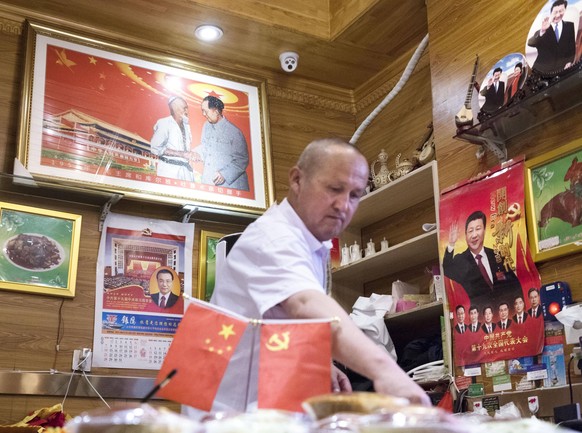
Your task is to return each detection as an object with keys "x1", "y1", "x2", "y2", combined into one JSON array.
[{"x1": 439, "y1": 158, "x2": 544, "y2": 366}]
